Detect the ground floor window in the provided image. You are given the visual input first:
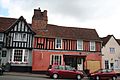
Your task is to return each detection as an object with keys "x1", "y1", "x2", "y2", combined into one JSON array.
[
  {"x1": 10, "y1": 49, "x2": 29, "y2": 64},
  {"x1": 105, "y1": 60, "x2": 109, "y2": 69},
  {"x1": 50, "y1": 54, "x2": 62, "y2": 65}
]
